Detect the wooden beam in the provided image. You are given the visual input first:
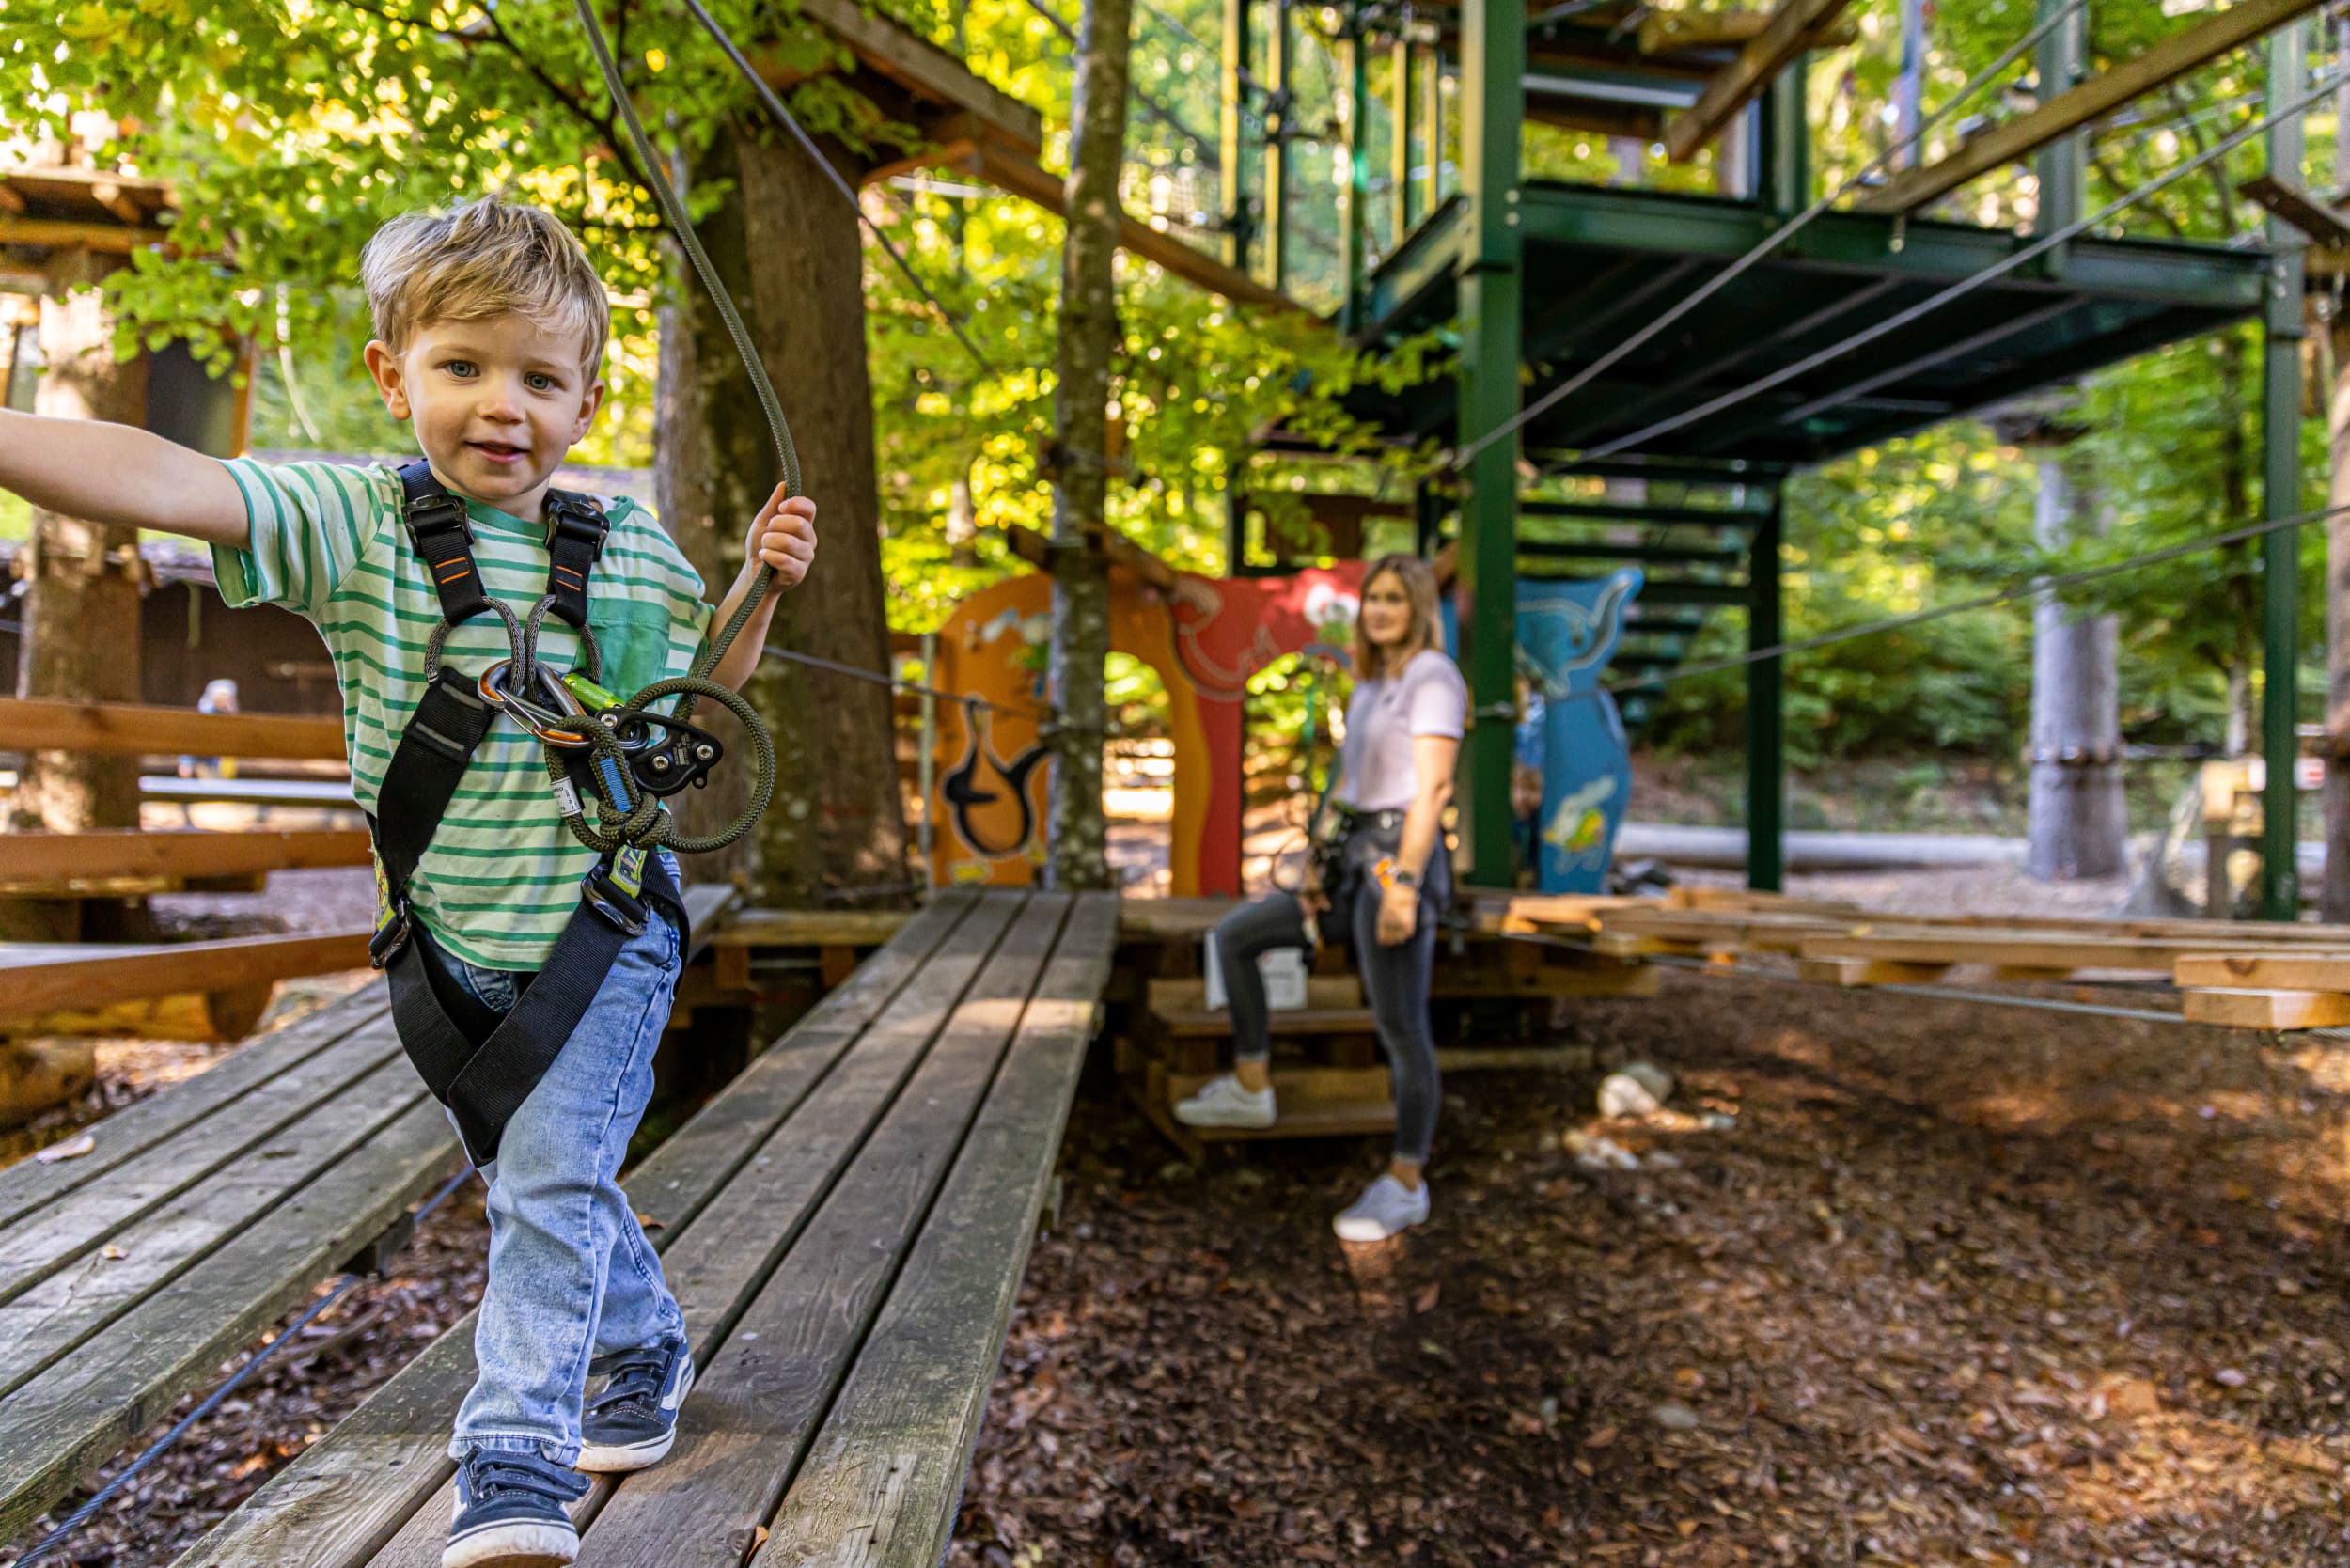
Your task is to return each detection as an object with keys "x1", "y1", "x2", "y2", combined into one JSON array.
[
  {"x1": 2239, "y1": 172, "x2": 2350, "y2": 247},
  {"x1": 1861, "y1": 0, "x2": 2329, "y2": 212},
  {"x1": 1665, "y1": 0, "x2": 1855, "y2": 163},
  {"x1": 999, "y1": 520, "x2": 1185, "y2": 592},
  {"x1": 1526, "y1": 97, "x2": 1665, "y2": 142},
  {"x1": 0, "y1": 186, "x2": 23, "y2": 216},
  {"x1": 0, "y1": 216, "x2": 169, "y2": 255},
  {"x1": 1637, "y1": 8, "x2": 1857, "y2": 55},
  {"x1": 791, "y1": 0, "x2": 1044, "y2": 151},
  {"x1": 0, "y1": 698, "x2": 347, "y2": 760},
  {"x1": 0, "y1": 829, "x2": 371, "y2": 884},
  {"x1": 2181, "y1": 986, "x2": 2350, "y2": 1029},
  {"x1": 2173, "y1": 950, "x2": 2350, "y2": 990},
  {"x1": 87, "y1": 181, "x2": 142, "y2": 227},
  {"x1": 0, "y1": 930, "x2": 370, "y2": 1015}
]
